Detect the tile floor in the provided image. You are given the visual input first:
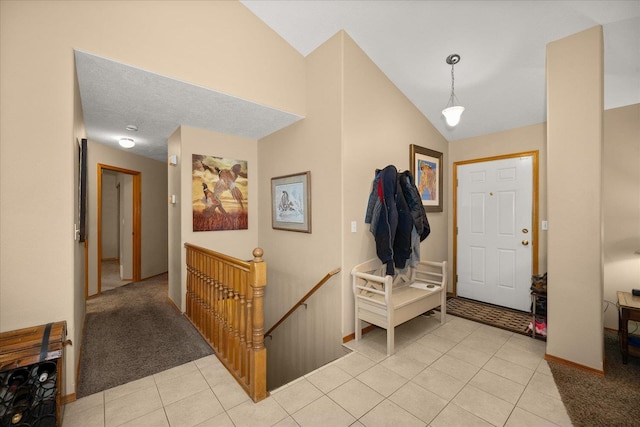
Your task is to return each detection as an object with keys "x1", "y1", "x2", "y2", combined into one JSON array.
[{"x1": 62, "y1": 313, "x2": 572, "y2": 426}]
